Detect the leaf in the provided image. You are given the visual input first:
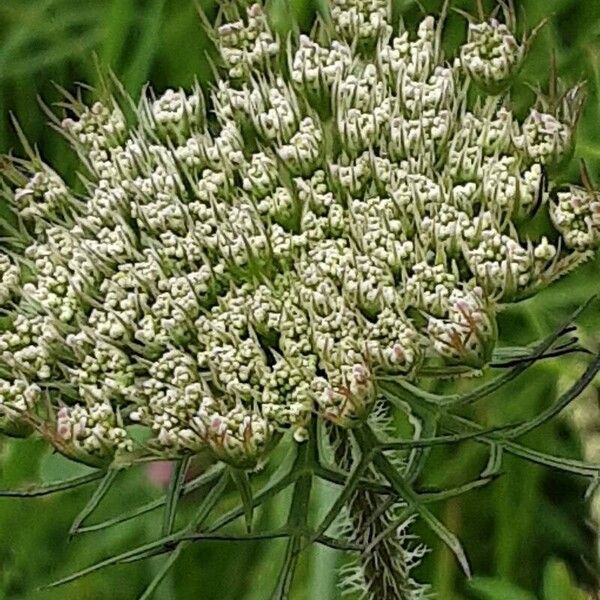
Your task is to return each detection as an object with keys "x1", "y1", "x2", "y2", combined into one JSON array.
[
  {"x1": 230, "y1": 467, "x2": 254, "y2": 533},
  {"x1": 69, "y1": 470, "x2": 119, "y2": 536},
  {"x1": 355, "y1": 424, "x2": 472, "y2": 578},
  {"x1": 78, "y1": 463, "x2": 225, "y2": 534},
  {"x1": 137, "y1": 471, "x2": 230, "y2": 600},
  {"x1": 543, "y1": 559, "x2": 588, "y2": 600},
  {"x1": 162, "y1": 457, "x2": 190, "y2": 536},
  {"x1": 468, "y1": 576, "x2": 537, "y2": 600},
  {"x1": 0, "y1": 470, "x2": 103, "y2": 497},
  {"x1": 45, "y1": 471, "x2": 230, "y2": 590}
]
